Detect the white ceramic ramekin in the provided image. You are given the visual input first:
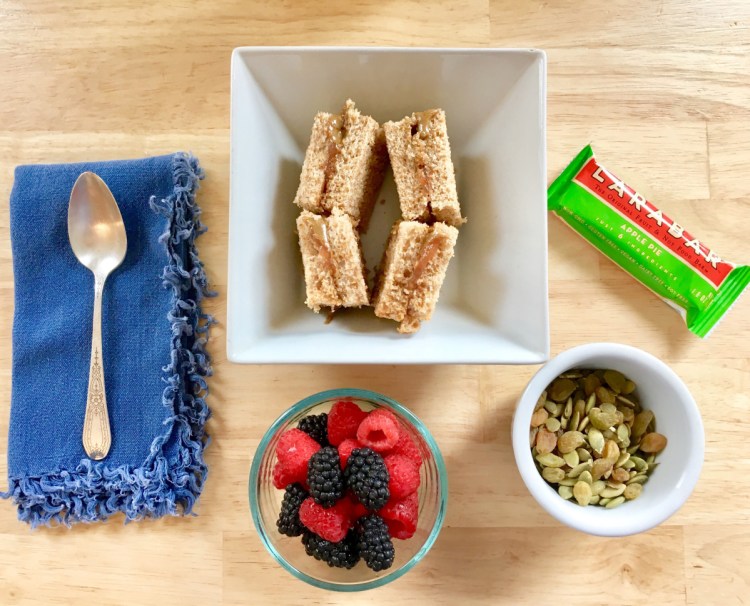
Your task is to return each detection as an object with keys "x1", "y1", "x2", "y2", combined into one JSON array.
[{"x1": 512, "y1": 343, "x2": 704, "y2": 536}]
